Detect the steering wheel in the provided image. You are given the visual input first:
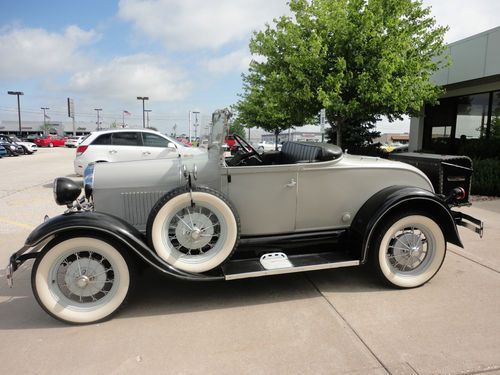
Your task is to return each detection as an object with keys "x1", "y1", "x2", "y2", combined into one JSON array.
[{"x1": 227, "y1": 134, "x2": 263, "y2": 166}]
